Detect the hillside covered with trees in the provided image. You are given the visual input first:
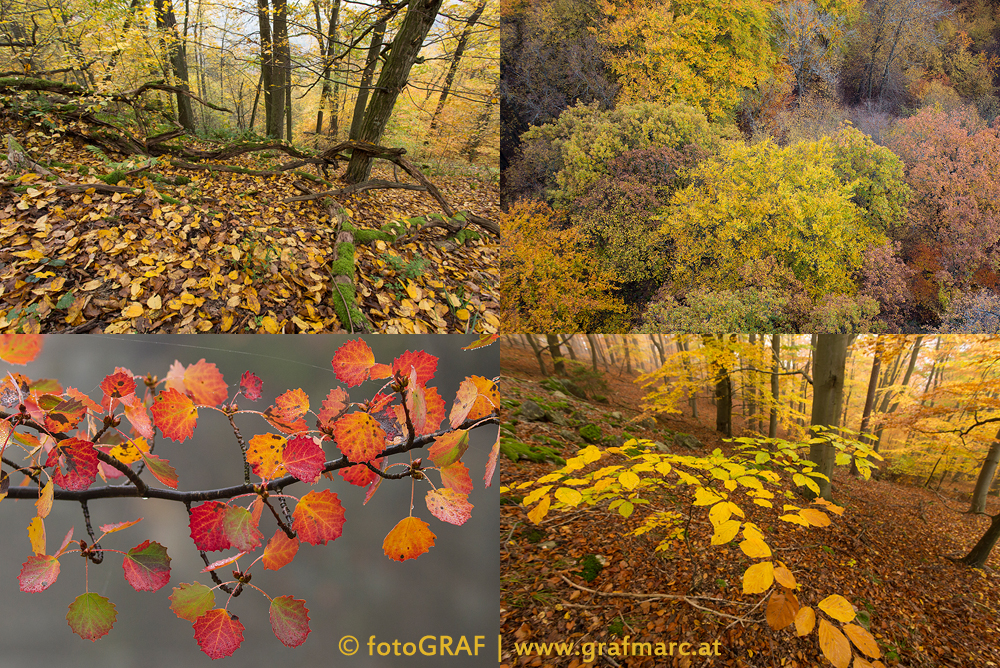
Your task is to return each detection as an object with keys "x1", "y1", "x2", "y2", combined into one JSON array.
[
  {"x1": 501, "y1": 0, "x2": 1000, "y2": 334},
  {"x1": 500, "y1": 334, "x2": 1000, "y2": 667},
  {"x1": 0, "y1": 0, "x2": 499, "y2": 333}
]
